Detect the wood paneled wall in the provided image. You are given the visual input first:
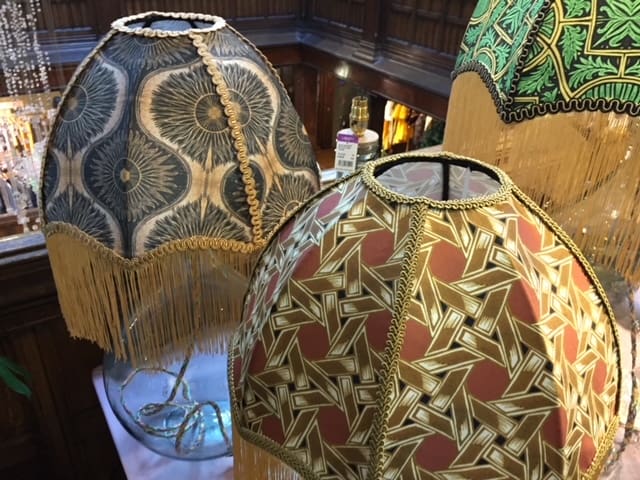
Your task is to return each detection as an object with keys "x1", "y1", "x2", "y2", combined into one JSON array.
[
  {"x1": 5, "y1": 0, "x2": 478, "y2": 120},
  {"x1": 34, "y1": 0, "x2": 303, "y2": 37},
  {"x1": 0, "y1": 234, "x2": 124, "y2": 480},
  {"x1": 31, "y1": 0, "x2": 475, "y2": 68},
  {"x1": 383, "y1": 0, "x2": 475, "y2": 69},
  {"x1": 307, "y1": 0, "x2": 366, "y2": 33}
]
